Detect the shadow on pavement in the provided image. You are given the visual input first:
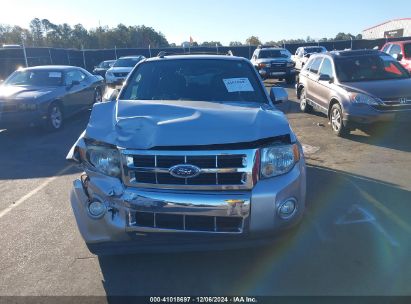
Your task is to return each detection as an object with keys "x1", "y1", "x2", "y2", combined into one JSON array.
[
  {"x1": 0, "y1": 110, "x2": 89, "y2": 180},
  {"x1": 97, "y1": 165, "x2": 411, "y2": 296},
  {"x1": 345, "y1": 122, "x2": 411, "y2": 153}
]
